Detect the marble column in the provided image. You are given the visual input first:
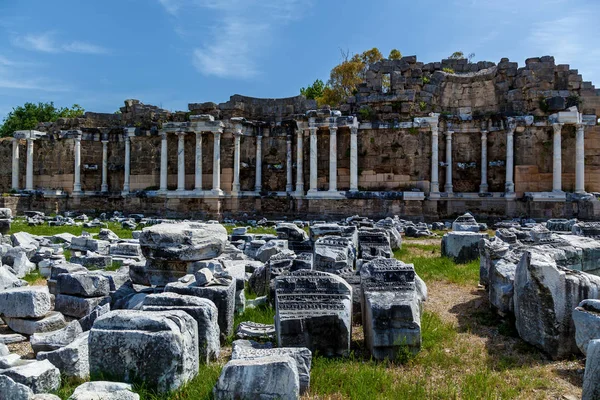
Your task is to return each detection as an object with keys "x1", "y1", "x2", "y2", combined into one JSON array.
[
  {"x1": 73, "y1": 135, "x2": 82, "y2": 195},
  {"x1": 350, "y1": 127, "x2": 359, "y2": 192},
  {"x1": 101, "y1": 140, "x2": 108, "y2": 192},
  {"x1": 212, "y1": 131, "x2": 223, "y2": 195},
  {"x1": 194, "y1": 132, "x2": 203, "y2": 193},
  {"x1": 232, "y1": 130, "x2": 241, "y2": 194},
  {"x1": 286, "y1": 134, "x2": 293, "y2": 192},
  {"x1": 295, "y1": 129, "x2": 304, "y2": 194},
  {"x1": 176, "y1": 132, "x2": 186, "y2": 192},
  {"x1": 308, "y1": 127, "x2": 318, "y2": 194},
  {"x1": 576, "y1": 123, "x2": 586, "y2": 194},
  {"x1": 25, "y1": 138, "x2": 34, "y2": 191},
  {"x1": 122, "y1": 132, "x2": 131, "y2": 195},
  {"x1": 552, "y1": 123, "x2": 563, "y2": 192},
  {"x1": 444, "y1": 131, "x2": 453, "y2": 193},
  {"x1": 430, "y1": 125, "x2": 440, "y2": 193},
  {"x1": 159, "y1": 131, "x2": 168, "y2": 193},
  {"x1": 479, "y1": 130, "x2": 488, "y2": 193},
  {"x1": 329, "y1": 126, "x2": 337, "y2": 192},
  {"x1": 11, "y1": 138, "x2": 19, "y2": 190},
  {"x1": 505, "y1": 119, "x2": 516, "y2": 194},
  {"x1": 255, "y1": 134, "x2": 263, "y2": 192}
]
